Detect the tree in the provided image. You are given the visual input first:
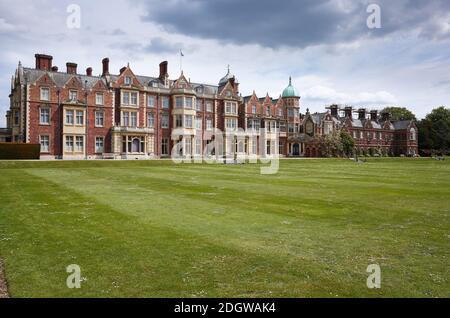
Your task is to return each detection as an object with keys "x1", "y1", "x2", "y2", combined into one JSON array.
[
  {"x1": 381, "y1": 107, "x2": 417, "y2": 121},
  {"x1": 340, "y1": 131, "x2": 355, "y2": 157},
  {"x1": 318, "y1": 132, "x2": 343, "y2": 157},
  {"x1": 417, "y1": 106, "x2": 450, "y2": 155}
]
